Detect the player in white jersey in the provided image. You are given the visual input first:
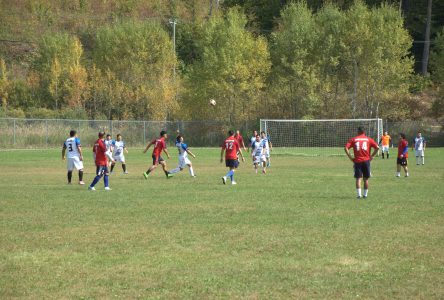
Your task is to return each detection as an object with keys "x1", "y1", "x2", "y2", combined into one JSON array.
[
  {"x1": 260, "y1": 131, "x2": 273, "y2": 167},
  {"x1": 104, "y1": 134, "x2": 115, "y2": 167},
  {"x1": 249, "y1": 130, "x2": 258, "y2": 153},
  {"x1": 62, "y1": 130, "x2": 85, "y2": 185},
  {"x1": 168, "y1": 135, "x2": 196, "y2": 177},
  {"x1": 110, "y1": 134, "x2": 128, "y2": 174},
  {"x1": 413, "y1": 131, "x2": 426, "y2": 165},
  {"x1": 251, "y1": 134, "x2": 267, "y2": 174}
]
